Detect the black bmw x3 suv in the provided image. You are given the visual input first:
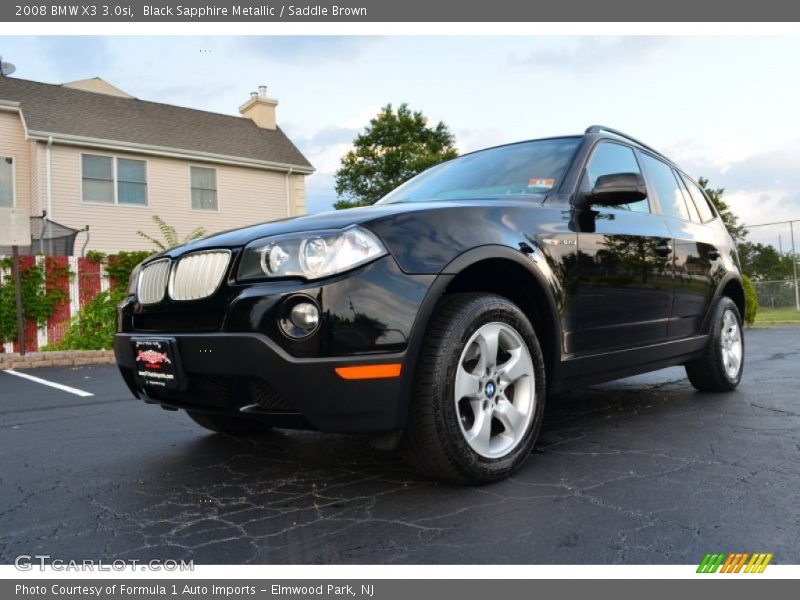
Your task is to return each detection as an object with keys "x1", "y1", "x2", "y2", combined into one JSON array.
[{"x1": 115, "y1": 125, "x2": 745, "y2": 483}]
